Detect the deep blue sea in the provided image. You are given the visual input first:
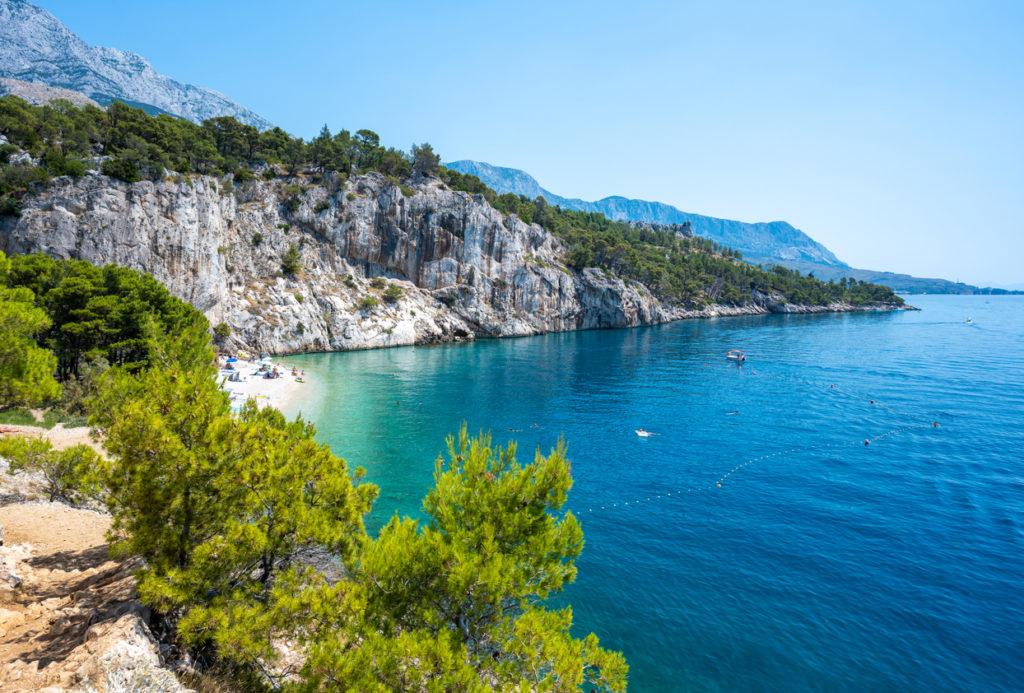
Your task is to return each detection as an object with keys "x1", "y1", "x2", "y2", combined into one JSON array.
[{"x1": 286, "y1": 295, "x2": 1024, "y2": 692}]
